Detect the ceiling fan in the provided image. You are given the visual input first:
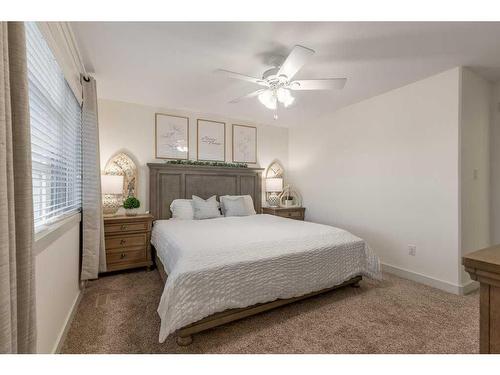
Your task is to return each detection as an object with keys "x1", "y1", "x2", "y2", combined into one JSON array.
[{"x1": 217, "y1": 45, "x2": 347, "y2": 119}]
